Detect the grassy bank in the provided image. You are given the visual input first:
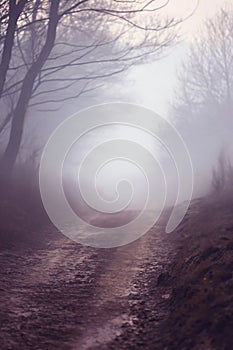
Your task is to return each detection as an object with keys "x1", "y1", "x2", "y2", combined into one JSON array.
[{"x1": 163, "y1": 198, "x2": 233, "y2": 350}]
